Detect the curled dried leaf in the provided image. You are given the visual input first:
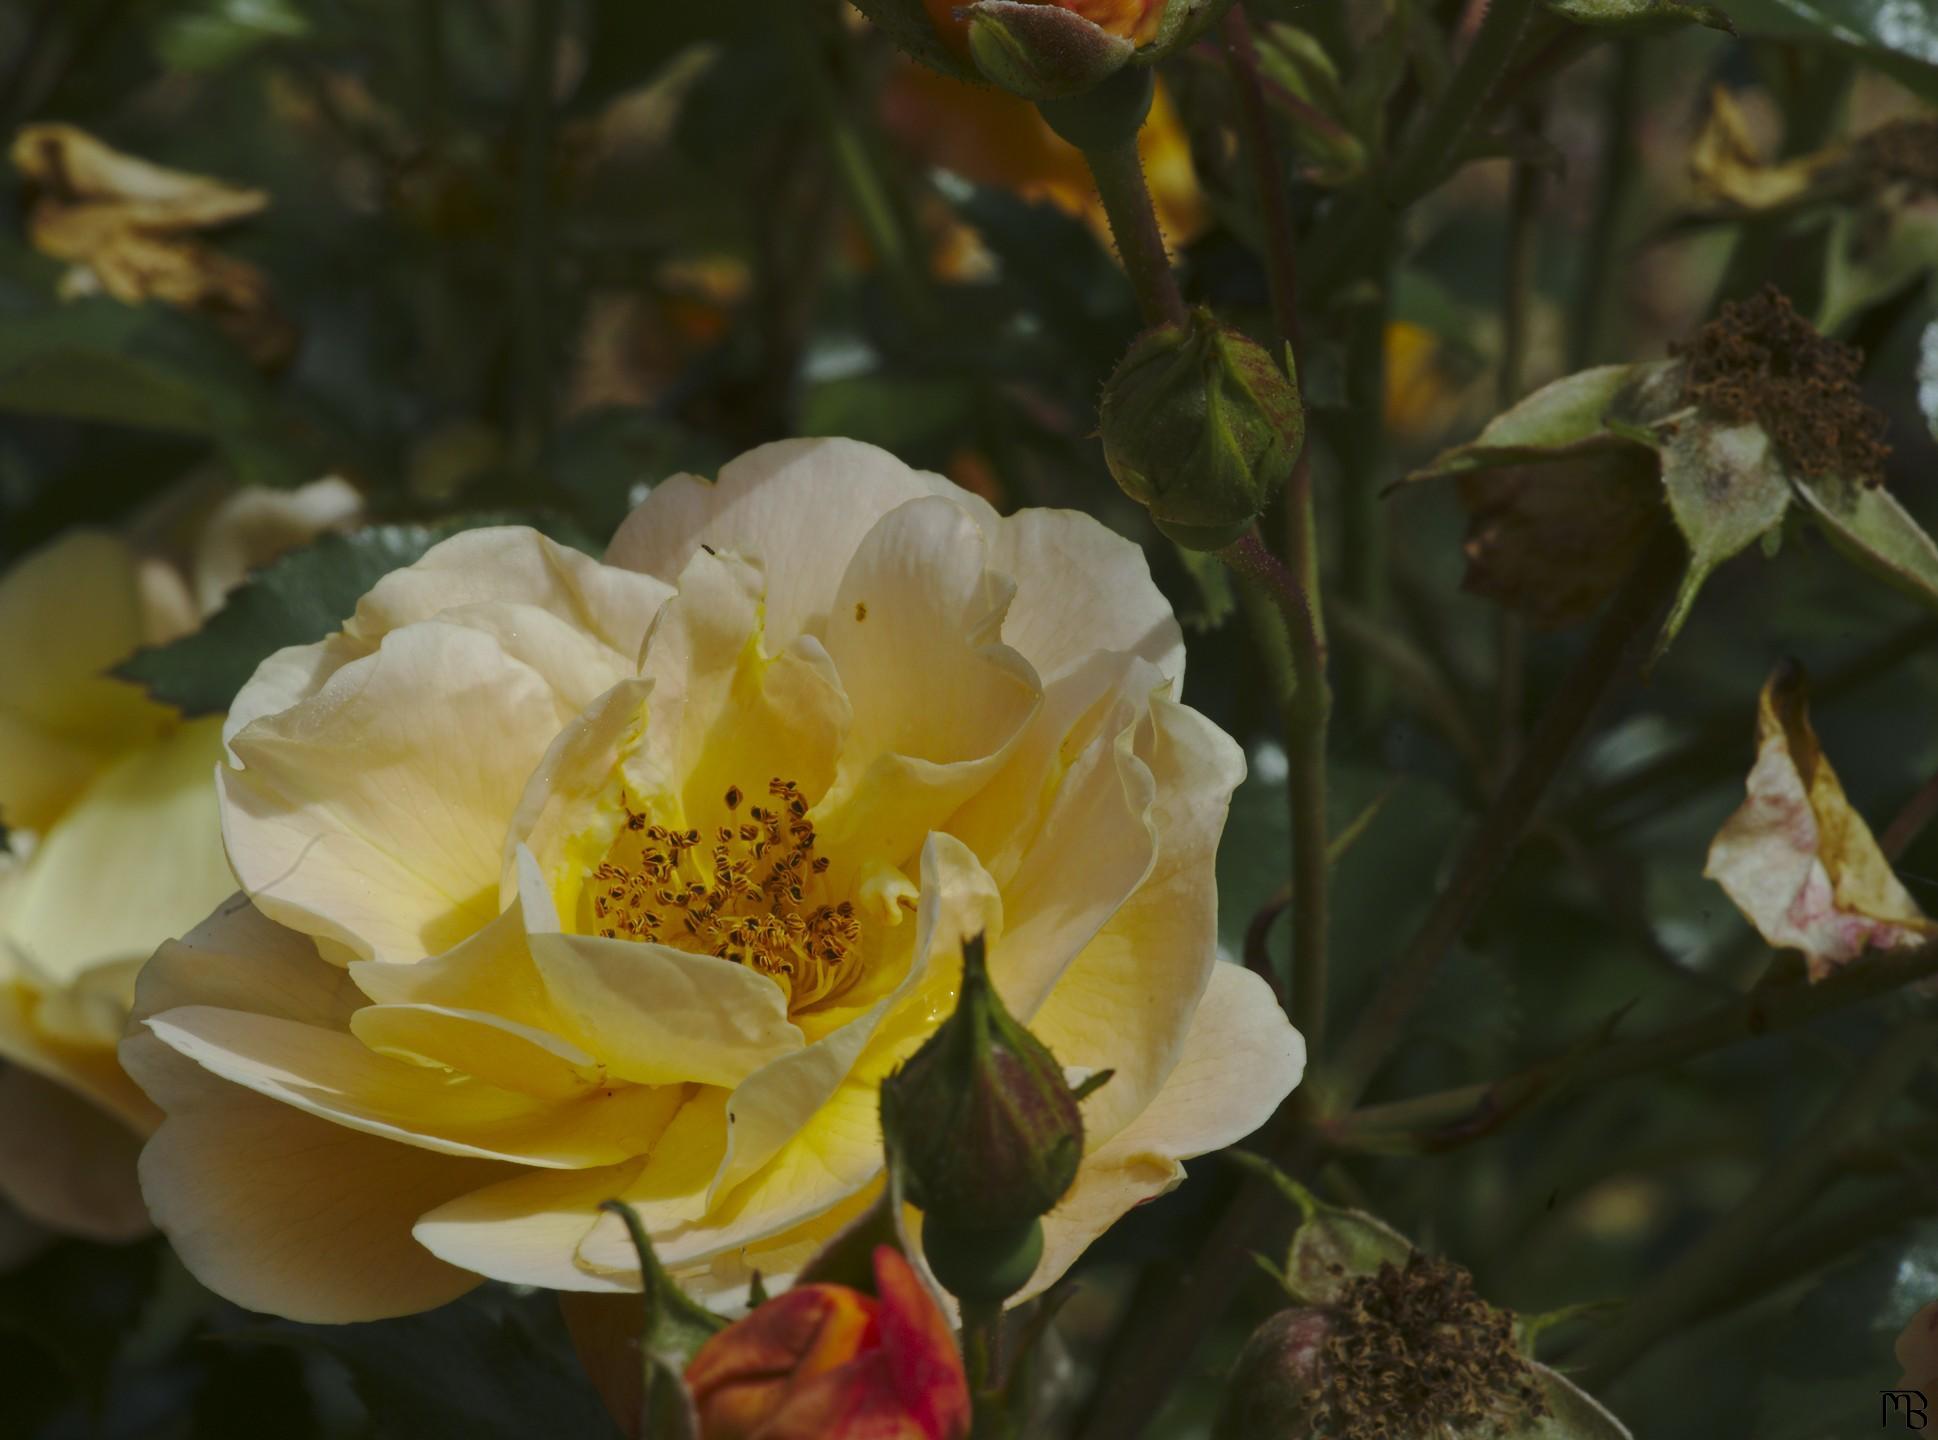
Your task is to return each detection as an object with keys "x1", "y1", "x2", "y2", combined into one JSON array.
[
  {"x1": 10, "y1": 123, "x2": 293, "y2": 369},
  {"x1": 1704, "y1": 664, "x2": 1935, "y2": 980}
]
